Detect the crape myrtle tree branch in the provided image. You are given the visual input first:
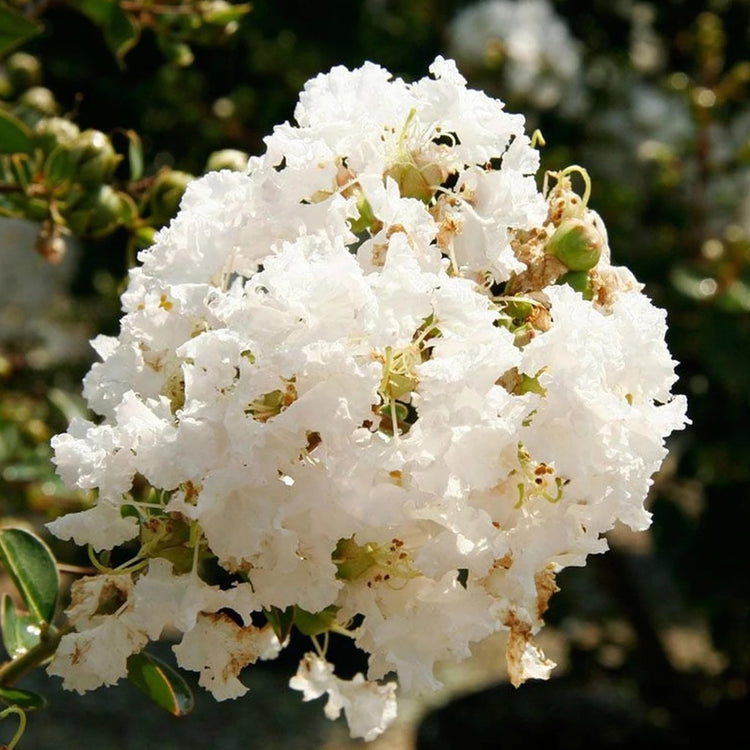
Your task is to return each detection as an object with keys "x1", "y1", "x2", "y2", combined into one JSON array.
[{"x1": 0, "y1": 0, "x2": 251, "y2": 263}]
